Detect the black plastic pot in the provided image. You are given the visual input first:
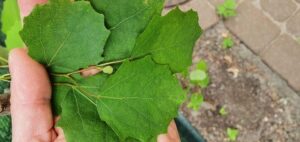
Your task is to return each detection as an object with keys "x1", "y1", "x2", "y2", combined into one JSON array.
[{"x1": 175, "y1": 113, "x2": 206, "y2": 142}]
